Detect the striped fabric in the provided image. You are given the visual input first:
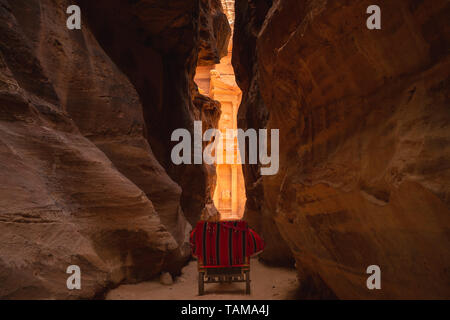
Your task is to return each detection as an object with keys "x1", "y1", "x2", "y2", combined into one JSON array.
[{"x1": 190, "y1": 220, "x2": 264, "y2": 267}]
